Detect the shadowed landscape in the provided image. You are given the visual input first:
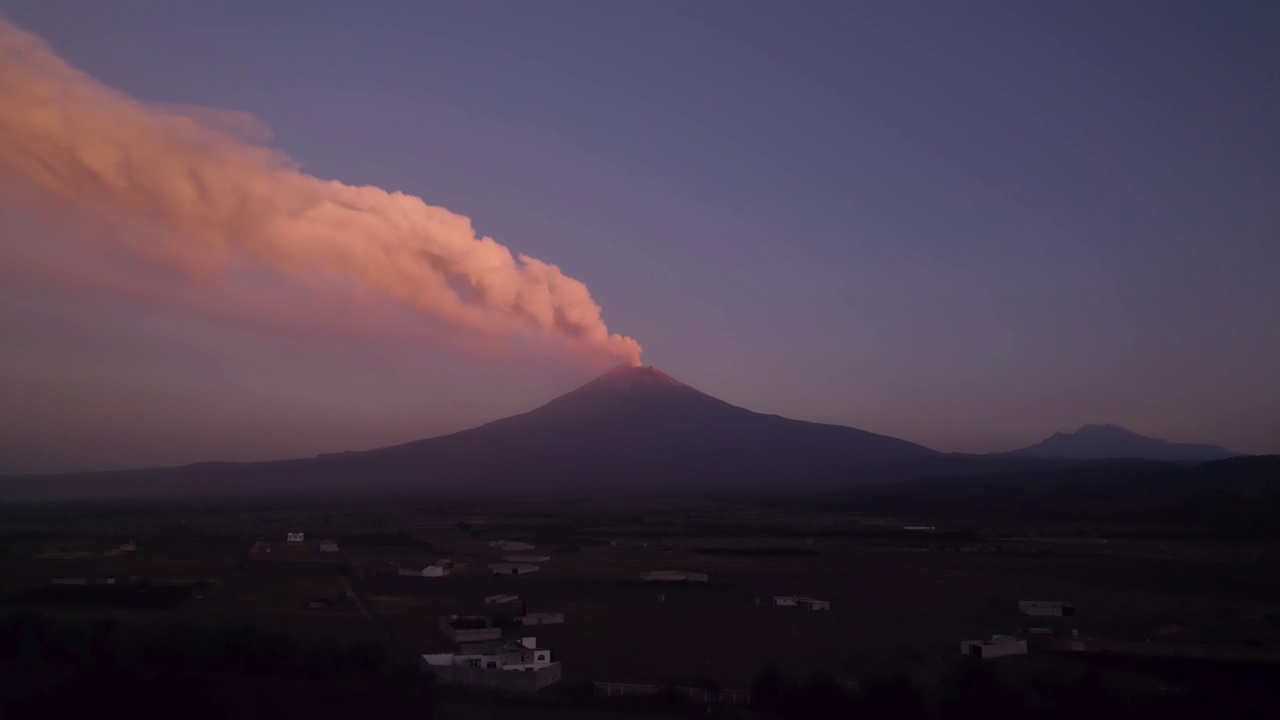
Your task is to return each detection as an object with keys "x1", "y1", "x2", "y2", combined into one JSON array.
[{"x1": 3, "y1": 3, "x2": 1278, "y2": 718}]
